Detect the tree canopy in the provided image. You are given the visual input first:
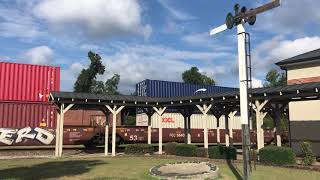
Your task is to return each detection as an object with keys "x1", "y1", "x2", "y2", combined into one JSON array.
[
  {"x1": 92, "y1": 74, "x2": 120, "y2": 95},
  {"x1": 182, "y1": 67, "x2": 215, "y2": 85},
  {"x1": 263, "y1": 69, "x2": 286, "y2": 87},
  {"x1": 74, "y1": 51, "x2": 105, "y2": 92},
  {"x1": 74, "y1": 51, "x2": 120, "y2": 95}
]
